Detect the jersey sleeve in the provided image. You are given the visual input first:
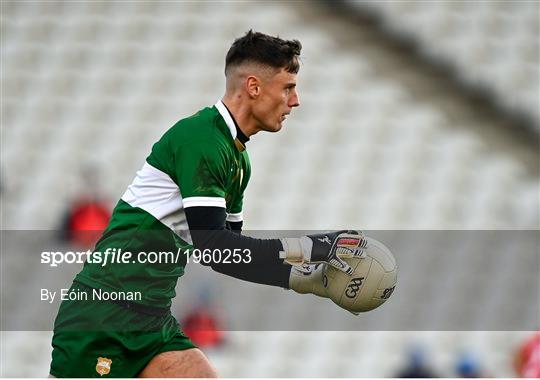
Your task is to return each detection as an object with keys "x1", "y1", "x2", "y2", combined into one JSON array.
[
  {"x1": 226, "y1": 196, "x2": 243, "y2": 223},
  {"x1": 174, "y1": 140, "x2": 229, "y2": 209}
]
